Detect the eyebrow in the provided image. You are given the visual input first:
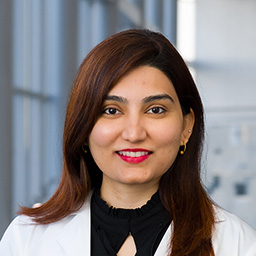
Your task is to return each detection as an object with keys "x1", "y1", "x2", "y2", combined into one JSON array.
[
  {"x1": 143, "y1": 94, "x2": 174, "y2": 103},
  {"x1": 105, "y1": 95, "x2": 128, "y2": 103},
  {"x1": 105, "y1": 93, "x2": 174, "y2": 104}
]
